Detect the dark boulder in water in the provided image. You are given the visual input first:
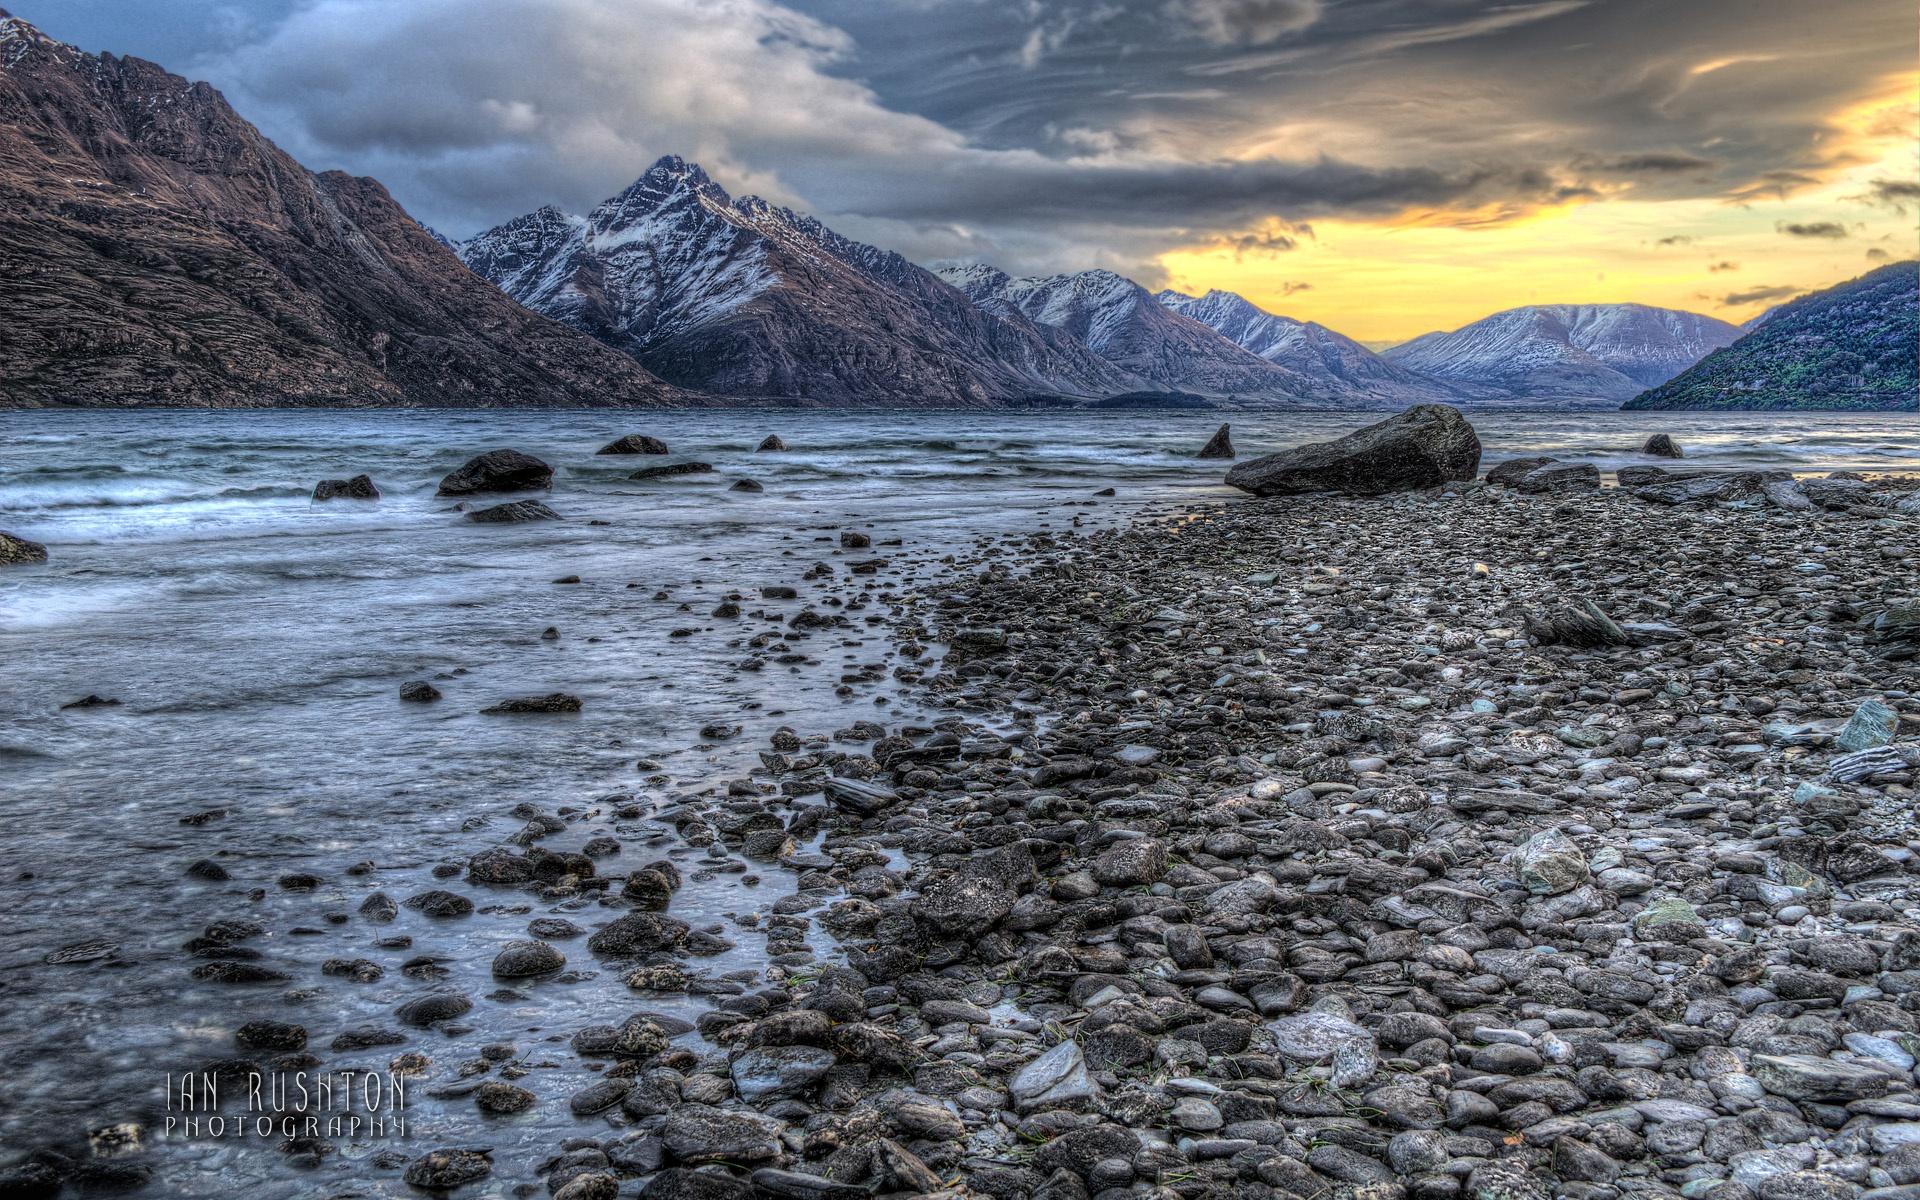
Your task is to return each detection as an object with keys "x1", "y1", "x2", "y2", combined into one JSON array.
[
  {"x1": 1641, "y1": 433, "x2": 1684, "y2": 458},
  {"x1": 481, "y1": 693, "x2": 582, "y2": 715},
  {"x1": 598, "y1": 434, "x2": 670, "y2": 455},
  {"x1": 60, "y1": 694, "x2": 121, "y2": 709},
  {"x1": 398, "y1": 681, "x2": 441, "y2": 703},
  {"x1": 630, "y1": 462, "x2": 714, "y2": 481},
  {"x1": 467, "y1": 500, "x2": 561, "y2": 523},
  {"x1": 312, "y1": 474, "x2": 379, "y2": 501},
  {"x1": 1196, "y1": 423, "x2": 1234, "y2": 459},
  {"x1": 756, "y1": 435, "x2": 788, "y2": 452},
  {"x1": 1226, "y1": 405, "x2": 1481, "y2": 497},
  {"x1": 730, "y1": 479, "x2": 765, "y2": 493},
  {"x1": 436, "y1": 449, "x2": 552, "y2": 496},
  {"x1": 0, "y1": 531, "x2": 48, "y2": 566}
]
